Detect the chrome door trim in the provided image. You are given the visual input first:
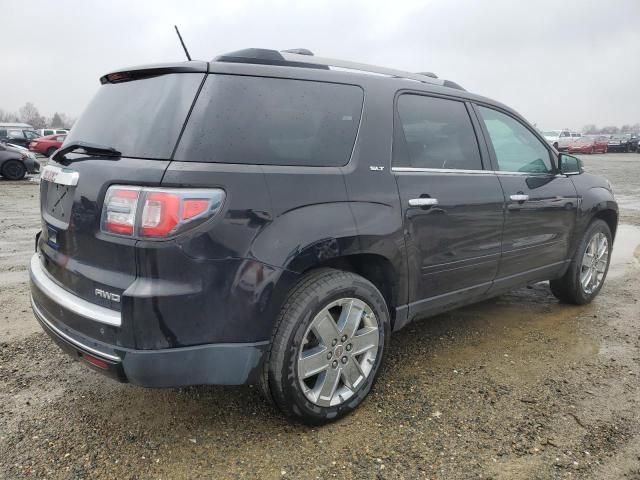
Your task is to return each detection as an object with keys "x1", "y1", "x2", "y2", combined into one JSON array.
[
  {"x1": 391, "y1": 167, "x2": 494, "y2": 174},
  {"x1": 391, "y1": 167, "x2": 553, "y2": 176},
  {"x1": 408, "y1": 198, "x2": 439, "y2": 207}
]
